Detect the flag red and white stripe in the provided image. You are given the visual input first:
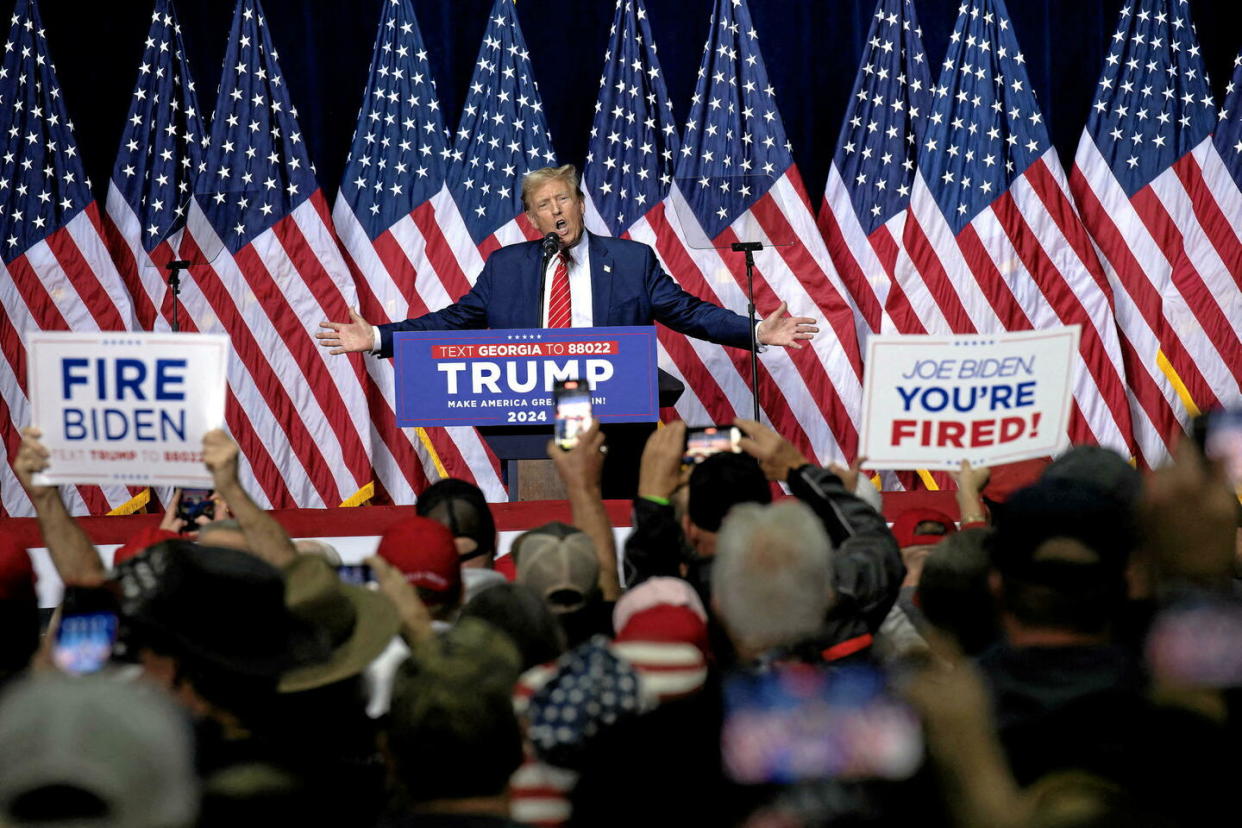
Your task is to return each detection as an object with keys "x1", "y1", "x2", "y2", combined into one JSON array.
[
  {"x1": 331, "y1": 0, "x2": 505, "y2": 503},
  {"x1": 1, "y1": 0, "x2": 139, "y2": 517},
  {"x1": 1069, "y1": 0, "x2": 1241, "y2": 467}
]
